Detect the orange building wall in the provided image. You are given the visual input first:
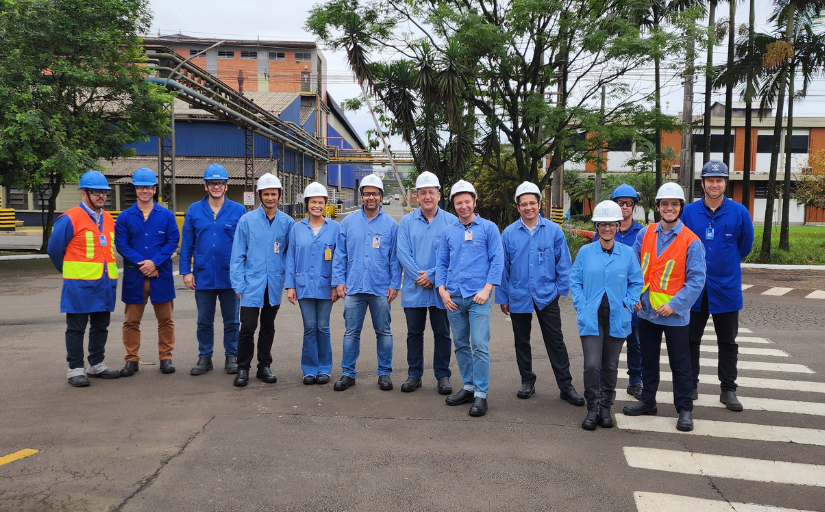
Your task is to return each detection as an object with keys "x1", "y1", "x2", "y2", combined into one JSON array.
[
  {"x1": 269, "y1": 54, "x2": 313, "y2": 93},
  {"x1": 810, "y1": 128, "x2": 825, "y2": 154}
]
